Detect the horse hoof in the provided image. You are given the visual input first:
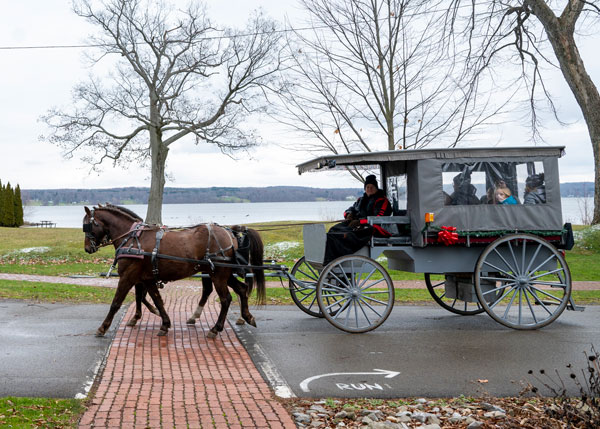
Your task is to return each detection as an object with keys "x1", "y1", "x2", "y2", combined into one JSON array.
[
  {"x1": 248, "y1": 317, "x2": 257, "y2": 328},
  {"x1": 206, "y1": 331, "x2": 217, "y2": 339},
  {"x1": 157, "y1": 329, "x2": 168, "y2": 337},
  {"x1": 95, "y1": 329, "x2": 105, "y2": 337},
  {"x1": 235, "y1": 317, "x2": 246, "y2": 326},
  {"x1": 186, "y1": 318, "x2": 196, "y2": 325},
  {"x1": 126, "y1": 319, "x2": 138, "y2": 327}
]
